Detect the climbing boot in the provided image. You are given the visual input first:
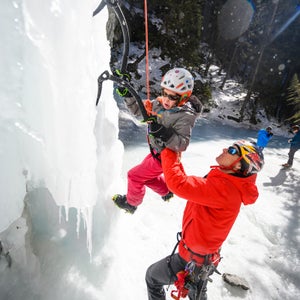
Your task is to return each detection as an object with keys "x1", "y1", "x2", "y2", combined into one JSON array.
[
  {"x1": 162, "y1": 191, "x2": 174, "y2": 202},
  {"x1": 112, "y1": 194, "x2": 137, "y2": 214}
]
